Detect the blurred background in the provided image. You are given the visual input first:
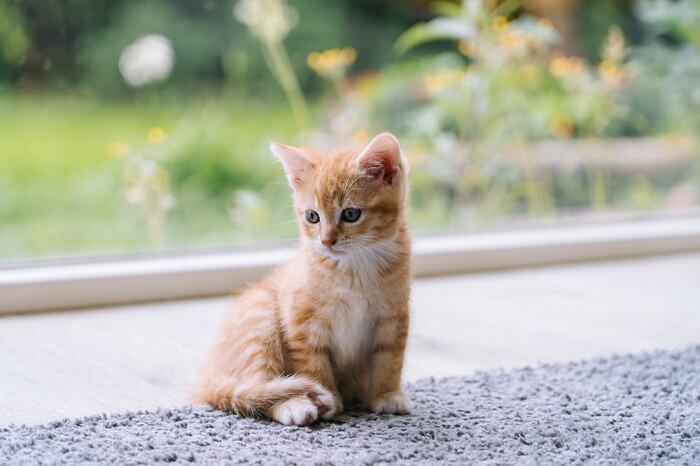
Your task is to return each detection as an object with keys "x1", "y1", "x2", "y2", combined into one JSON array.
[{"x1": 1, "y1": 0, "x2": 699, "y2": 262}]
